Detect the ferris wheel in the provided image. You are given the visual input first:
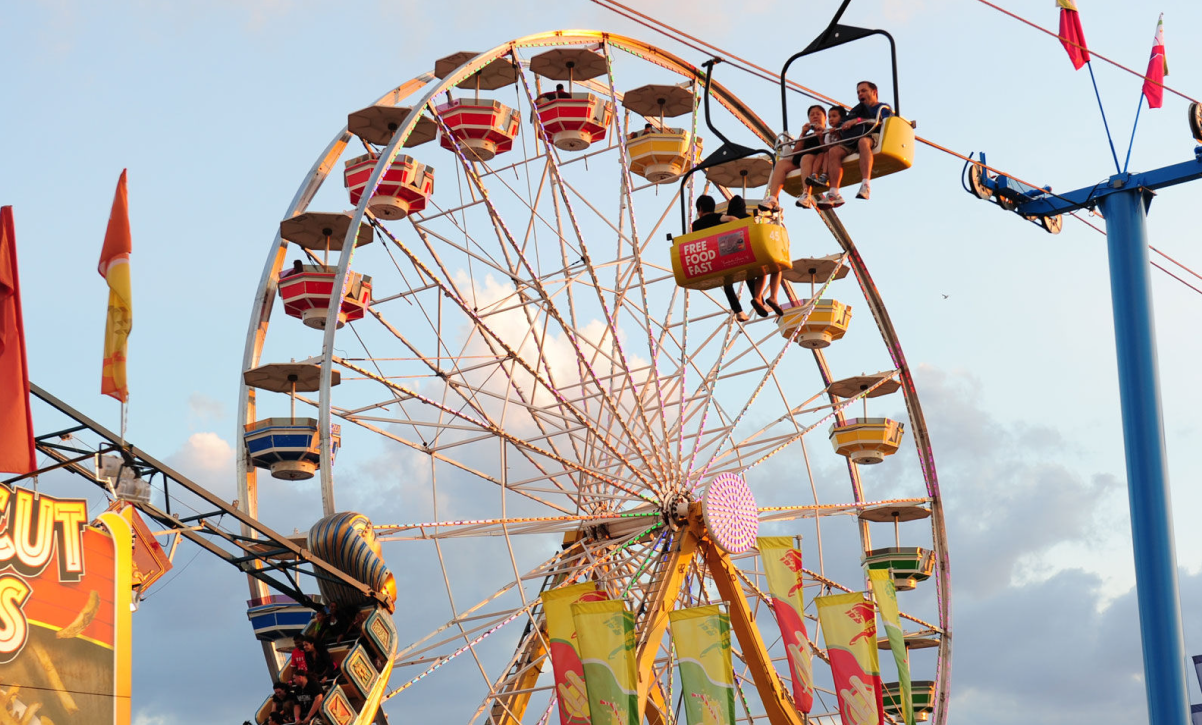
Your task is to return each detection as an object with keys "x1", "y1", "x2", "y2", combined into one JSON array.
[{"x1": 235, "y1": 29, "x2": 950, "y2": 725}]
